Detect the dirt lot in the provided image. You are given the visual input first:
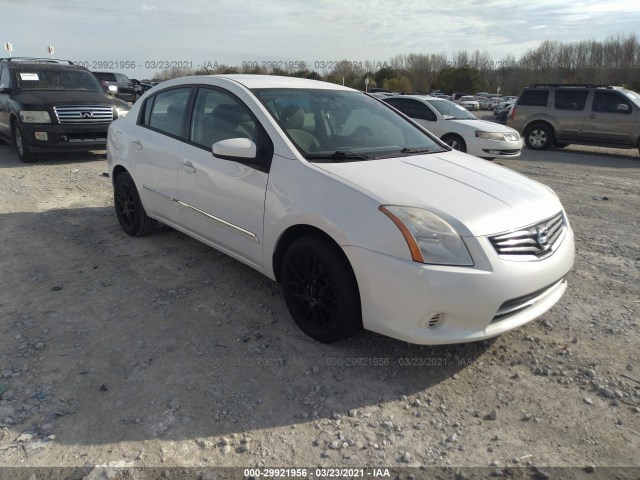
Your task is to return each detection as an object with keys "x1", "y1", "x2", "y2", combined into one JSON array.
[{"x1": 0, "y1": 138, "x2": 639, "y2": 477}]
